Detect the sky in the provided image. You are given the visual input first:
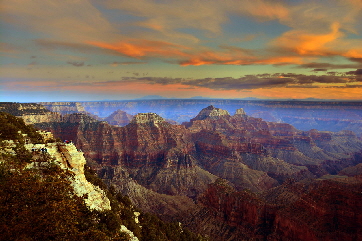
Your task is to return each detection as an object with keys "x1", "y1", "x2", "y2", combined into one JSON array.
[{"x1": 1, "y1": 0, "x2": 362, "y2": 102}]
